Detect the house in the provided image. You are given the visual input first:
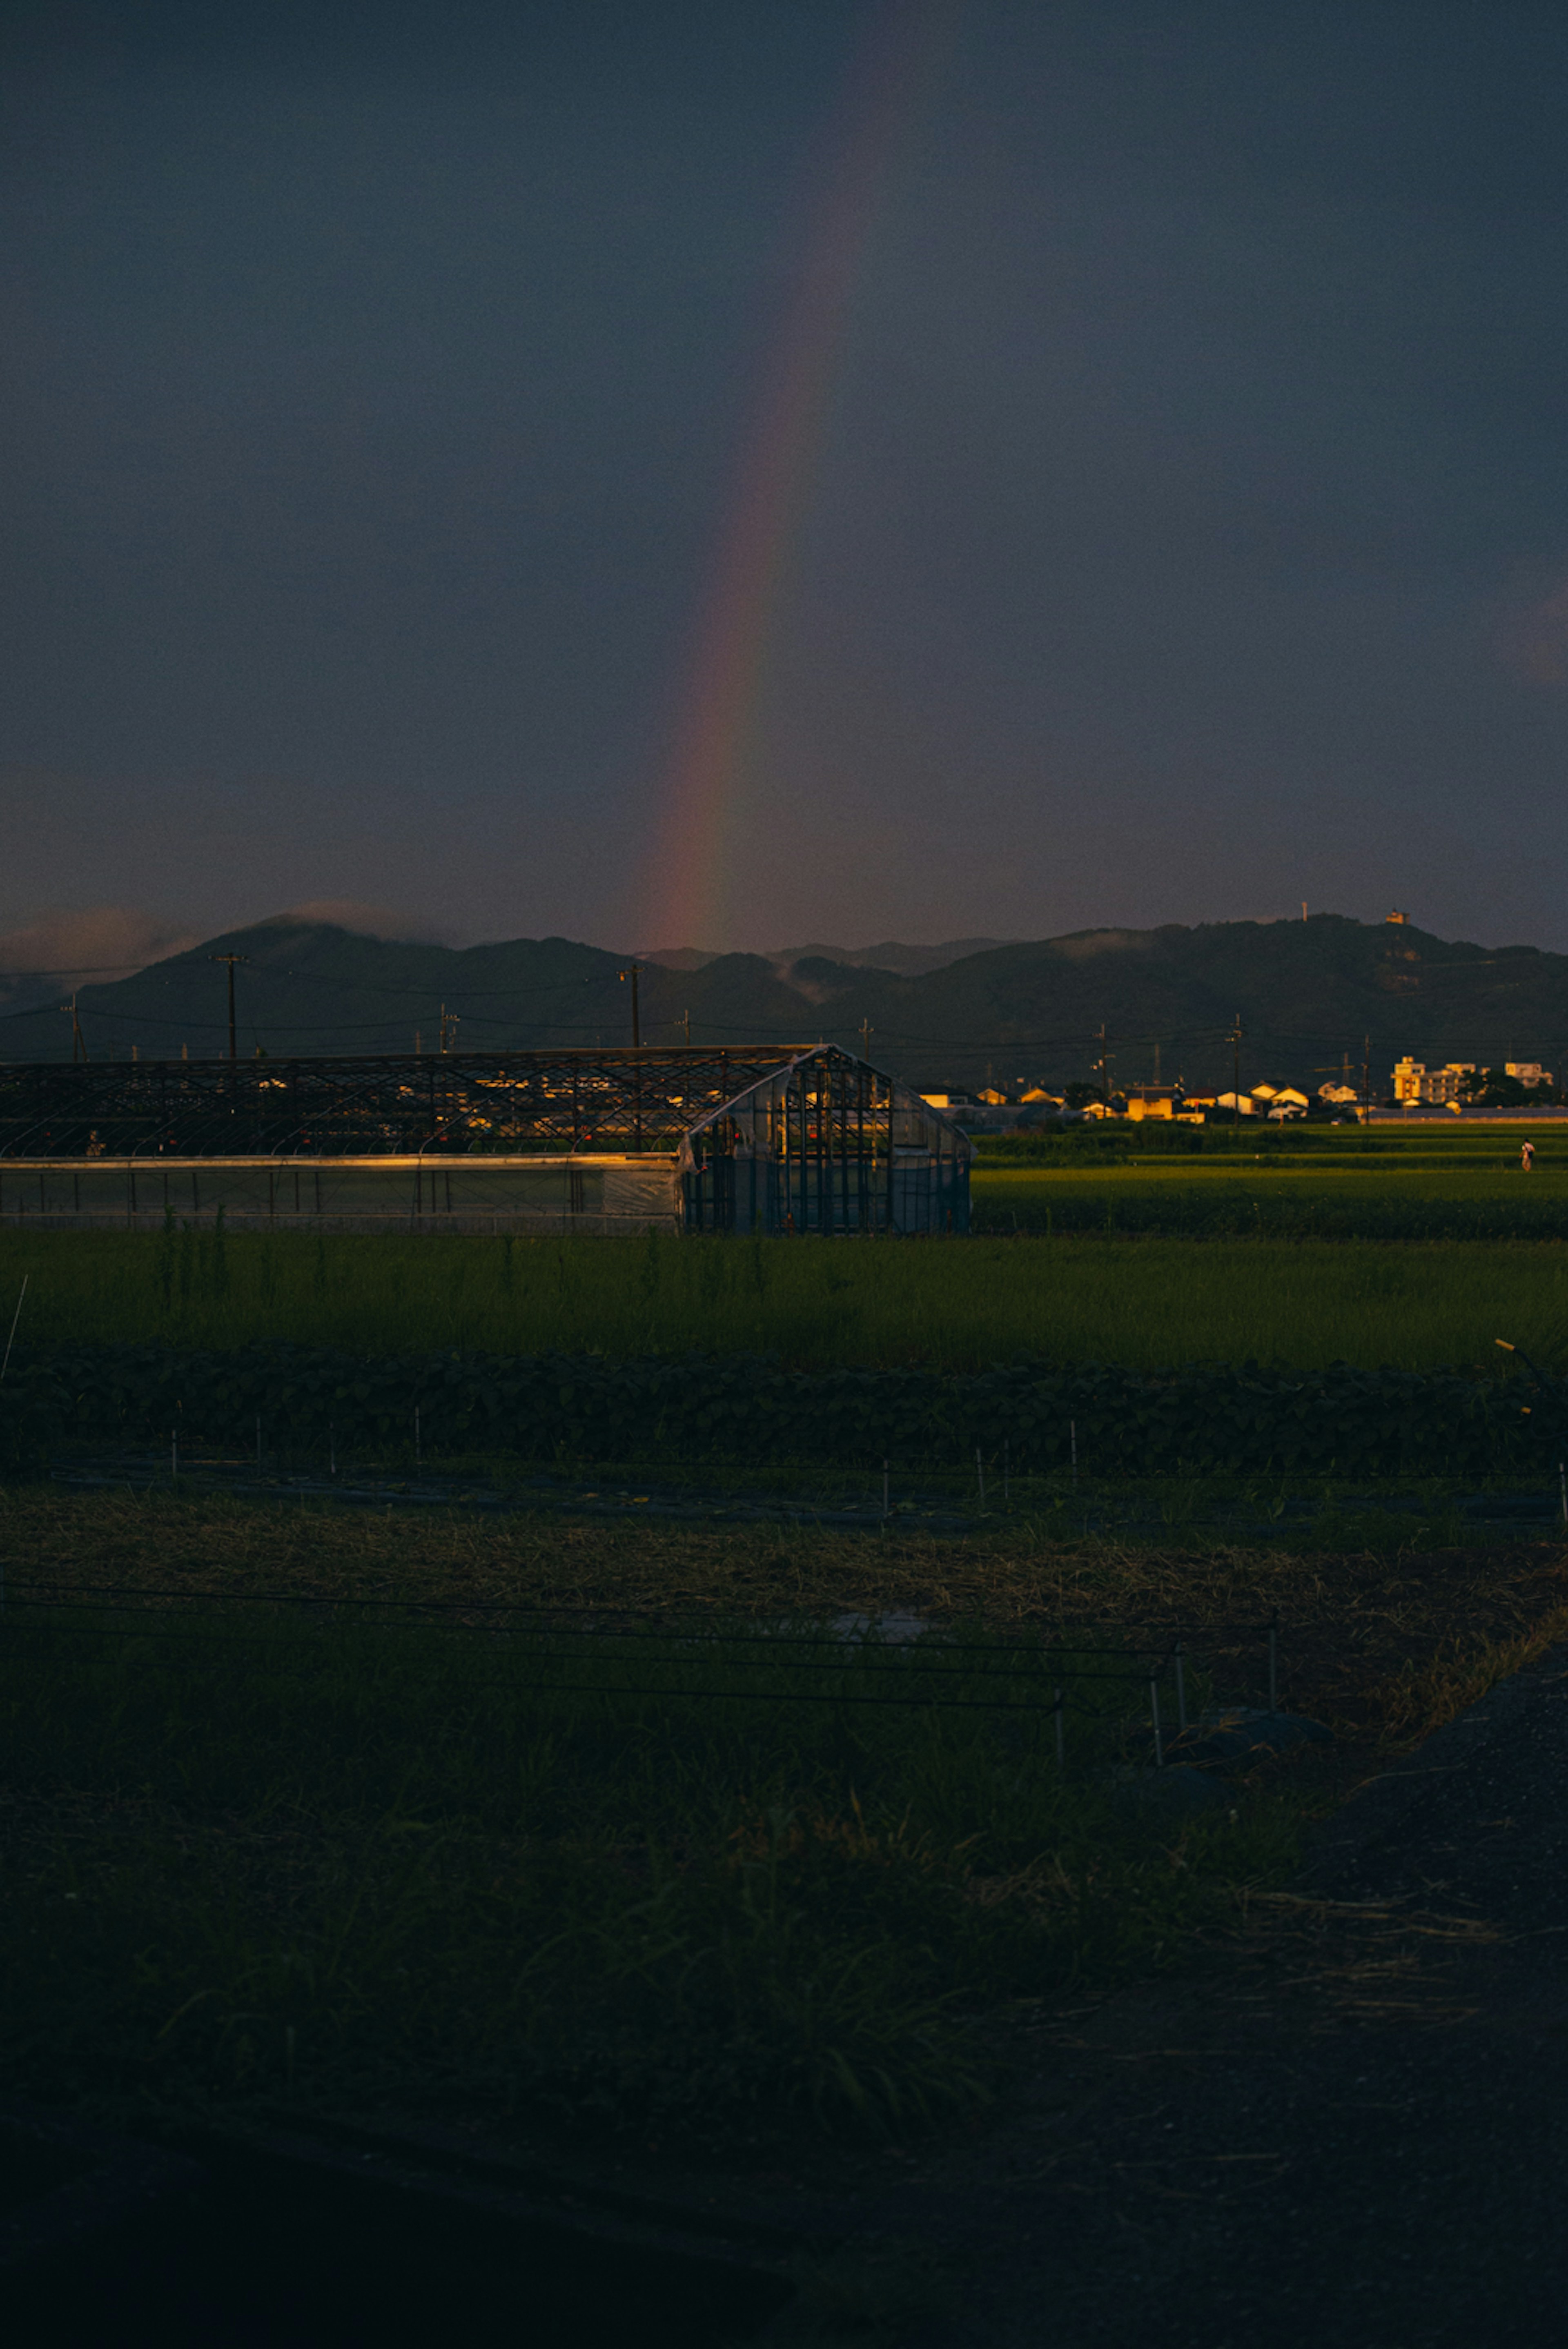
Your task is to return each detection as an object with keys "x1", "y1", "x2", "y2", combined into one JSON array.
[
  {"x1": 1506, "y1": 1063, "x2": 1555, "y2": 1089},
  {"x1": 1265, "y1": 1088, "x2": 1310, "y2": 1120},
  {"x1": 1124, "y1": 1084, "x2": 1178, "y2": 1122}
]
